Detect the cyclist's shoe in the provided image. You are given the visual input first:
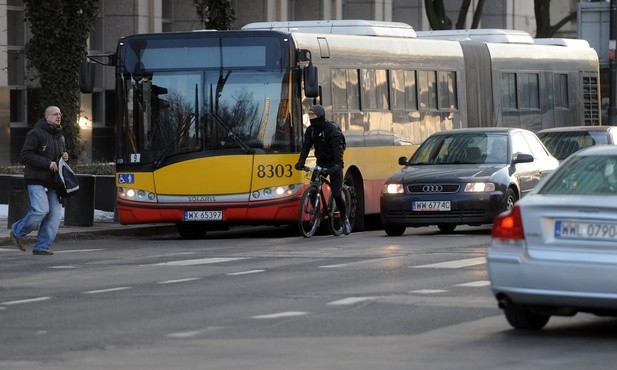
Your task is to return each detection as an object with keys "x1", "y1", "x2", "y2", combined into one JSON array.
[{"x1": 342, "y1": 218, "x2": 352, "y2": 235}]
